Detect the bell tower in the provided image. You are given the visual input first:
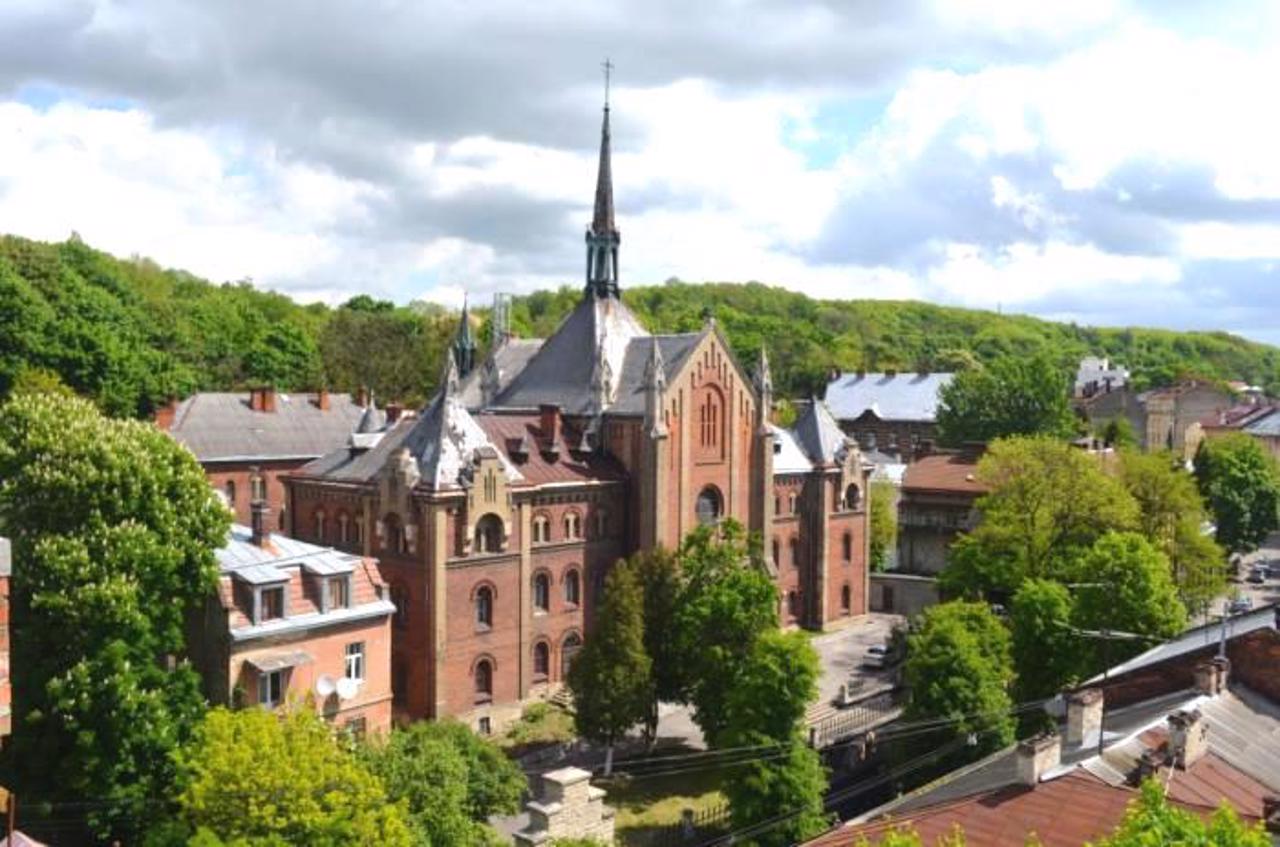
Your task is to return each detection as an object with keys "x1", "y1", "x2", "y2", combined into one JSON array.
[{"x1": 585, "y1": 60, "x2": 620, "y2": 300}]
